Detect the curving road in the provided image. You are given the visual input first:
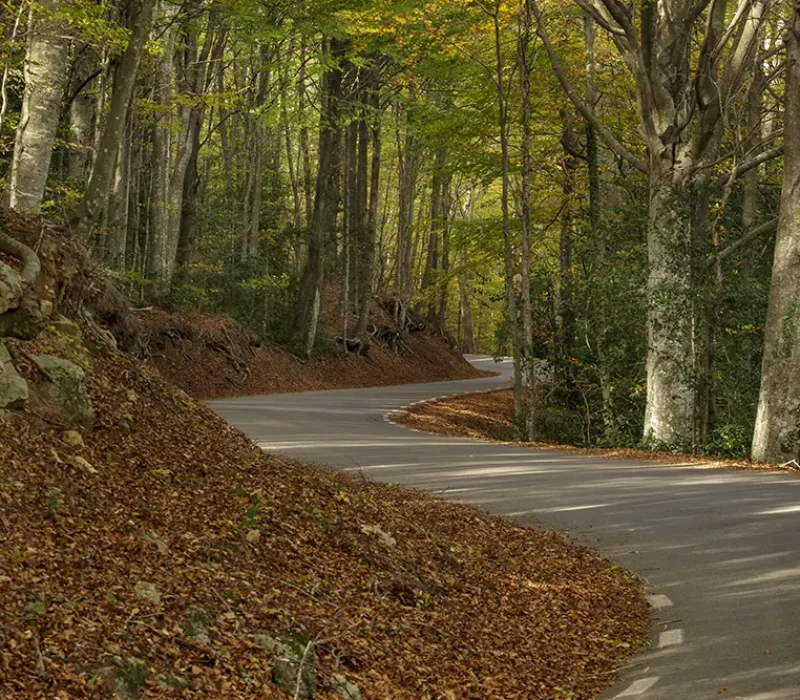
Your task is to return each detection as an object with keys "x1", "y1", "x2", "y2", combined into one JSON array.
[{"x1": 208, "y1": 356, "x2": 800, "y2": 700}]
